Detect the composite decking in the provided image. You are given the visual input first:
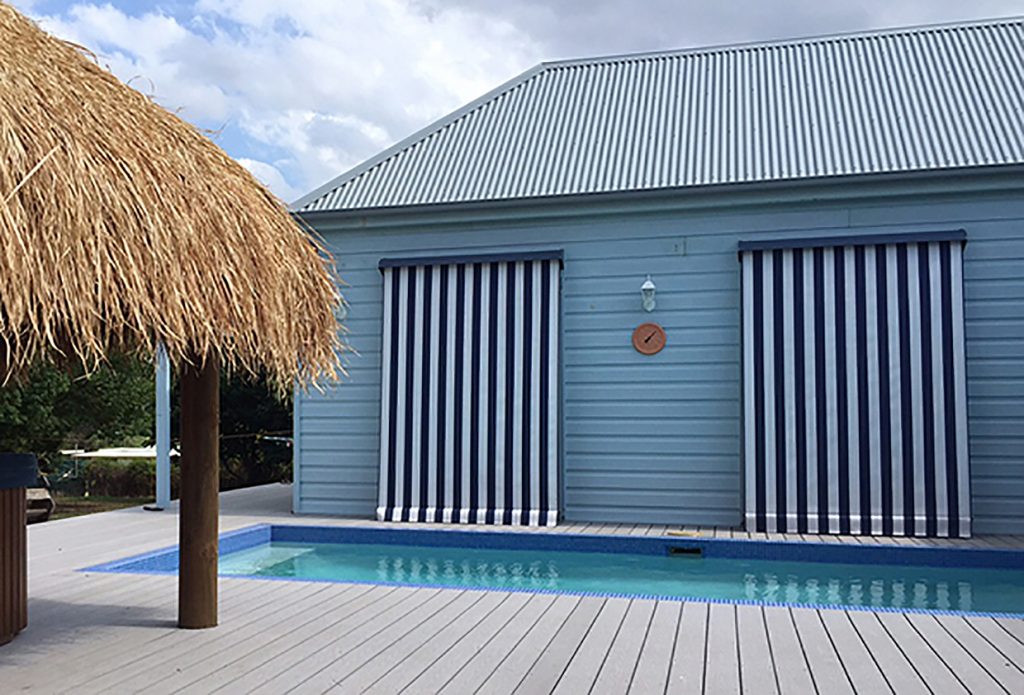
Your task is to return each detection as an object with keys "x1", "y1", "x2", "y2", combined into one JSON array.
[{"x1": 1, "y1": 484, "x2": 1023, "y2": 694}]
